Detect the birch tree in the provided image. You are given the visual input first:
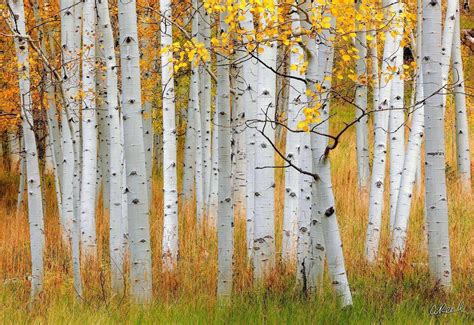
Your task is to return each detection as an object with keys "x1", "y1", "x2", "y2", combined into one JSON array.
[
  {"x1": 421, "y1": 0, "x2": 452, "y2": 289},
  {"x1": 8, "y1": 0, "x2": 45, "y2": 298},
  {"x1": 117, "y1": 0, "x2": 153, "y2": 302}
]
